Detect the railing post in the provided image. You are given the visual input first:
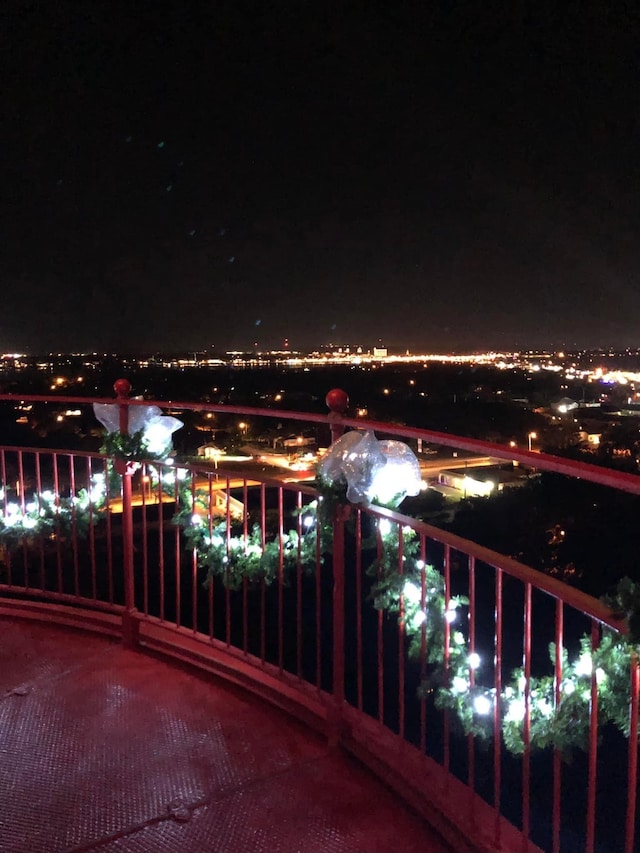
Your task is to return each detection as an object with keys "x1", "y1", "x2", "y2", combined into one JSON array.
[
  {"x1": 114, "y1": 378, "x2": 139, "y2": 648},
  {"x1": 326, "y1": 388, "x2": 349, "y2": 444},
  {"x1": 325, "y1": 388, "x2": 350, "y2": 744},
  {"x1": 329, "y1": 502, "x2": 349, "y2": 746}
]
